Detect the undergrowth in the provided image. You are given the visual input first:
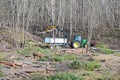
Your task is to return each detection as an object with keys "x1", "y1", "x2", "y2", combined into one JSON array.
[
  {"x1": 70, "y1": 60, "x2": 83, "y2": 69},
  {"x1": 0, "y1": 66, "x2": 5, "y2": 77},
  {"x1": 53, "y1": 54, "x2": 77, "y2": 62},
  {"x1": 97, "y1": 43, "x2": 114, "y2": 54},
  {"x1": 38, "y1": 54, "x2": 77, "y2": 62},
  {"x1": 30, "y1": 72, "x2": 84, "y2": 80},
  {"x1": 84, "y1": 61, "x2": 100, "y2": 71},
  {"x1": 16, "y1": 46, "x2": 53, "y2": 56},
  {"x1": 16, "y1": 47, "x2": 33, "y2": 55},
  {"x1": 70, "y1": 60, "x2": 101, "y2": 71}
]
